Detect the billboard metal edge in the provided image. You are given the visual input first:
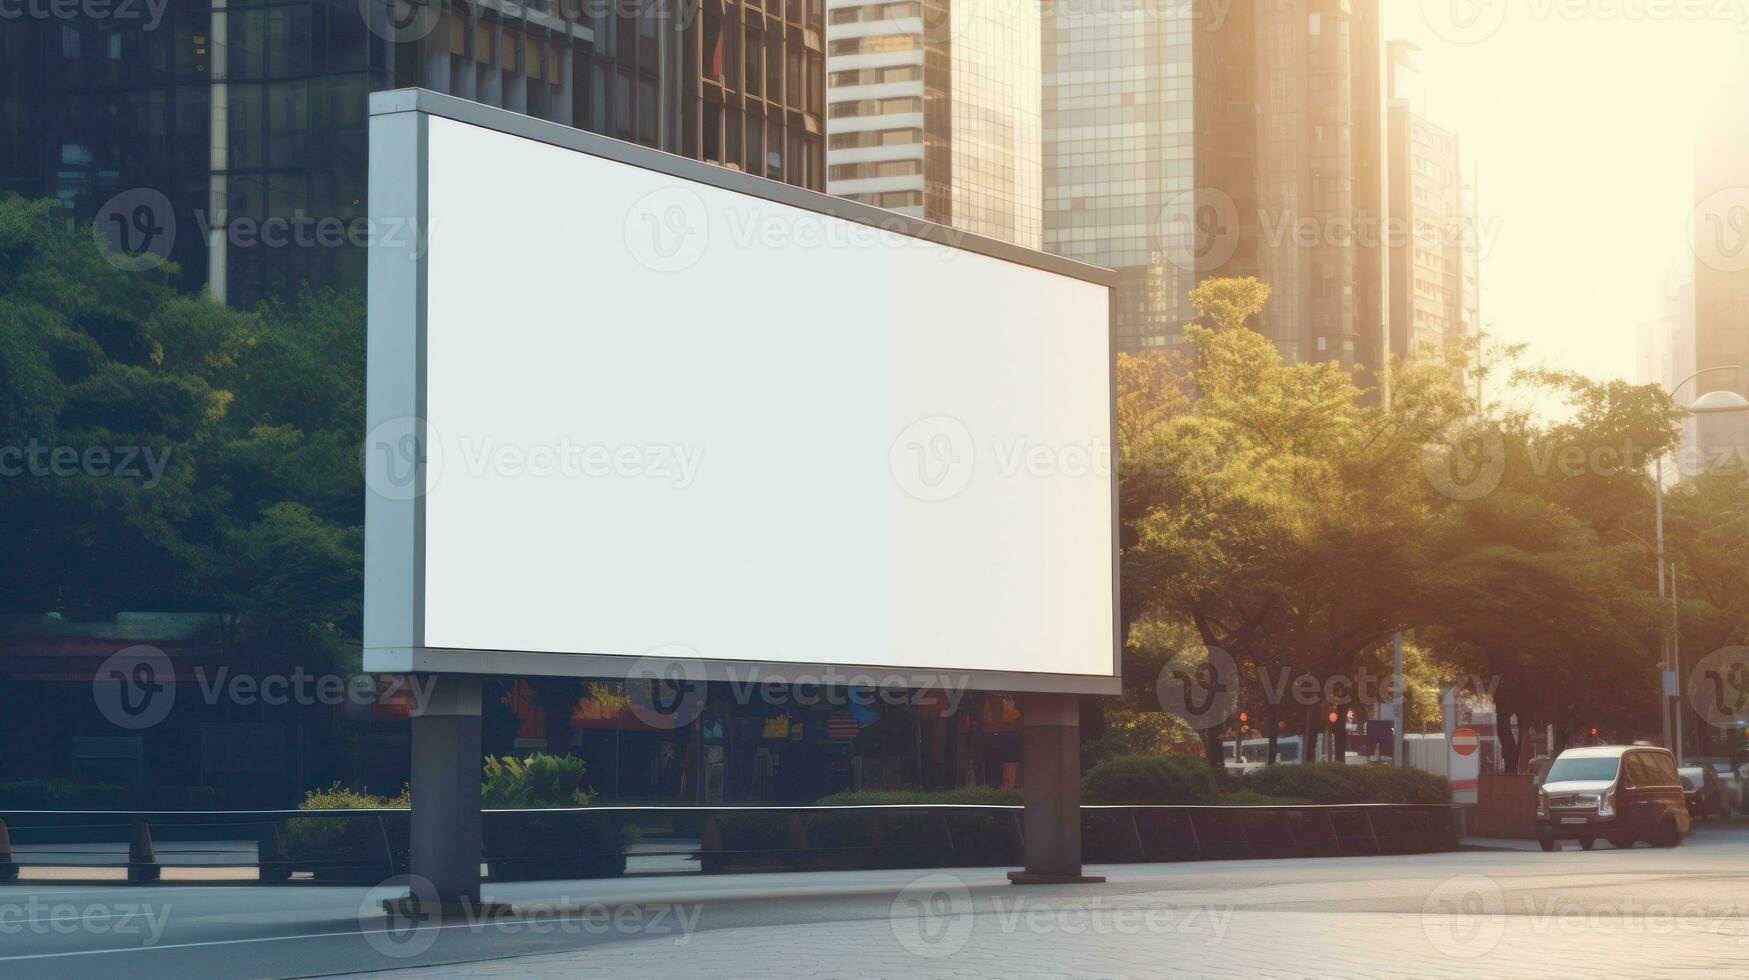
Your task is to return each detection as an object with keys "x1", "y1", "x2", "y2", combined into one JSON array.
[{"x1": 365, "y1": 88, "x2": 1123, "y2": 697}]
